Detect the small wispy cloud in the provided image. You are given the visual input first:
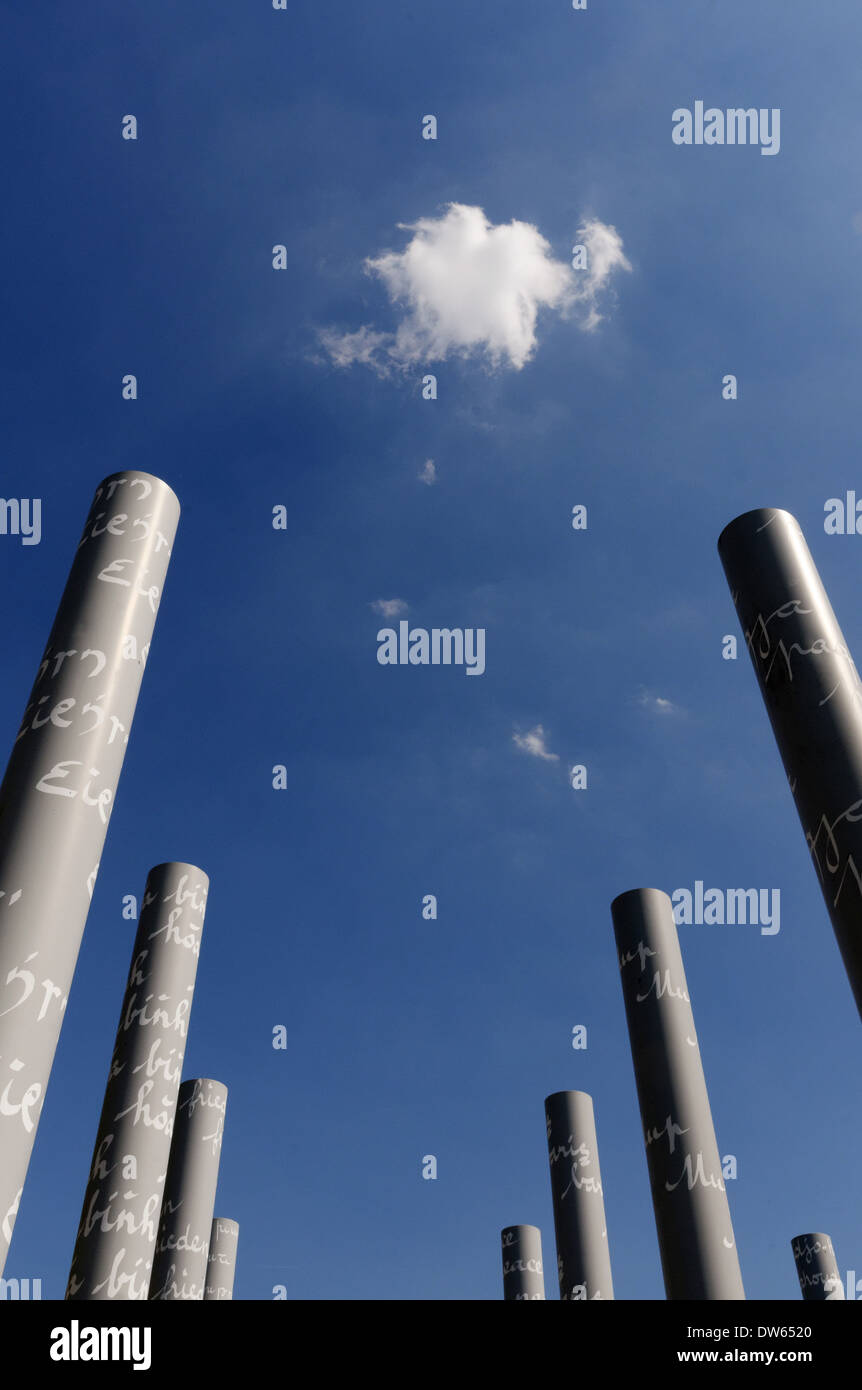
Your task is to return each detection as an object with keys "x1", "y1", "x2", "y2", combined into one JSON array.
[
  {"x1": 371, "y1": 598, "x2": 408, "y2": 618},
  {"x1": 512, "y1": 724, "x2": 559, "y2": 761},
  {"x1": 319, "y1": 203, "x2": 630, "y2": 376},
  {"x1": 321, "y1": 325, "x2": 390, "y2": 369},
  {"x1": 418, "y1": 459, "x2": 437, "y2": 486},
  {"x1": 637, "y1": 690, "x2": 682, "y2": 716},
  {"x1": 576, "y1": 218, "x2": 632, "y2": 331}
]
